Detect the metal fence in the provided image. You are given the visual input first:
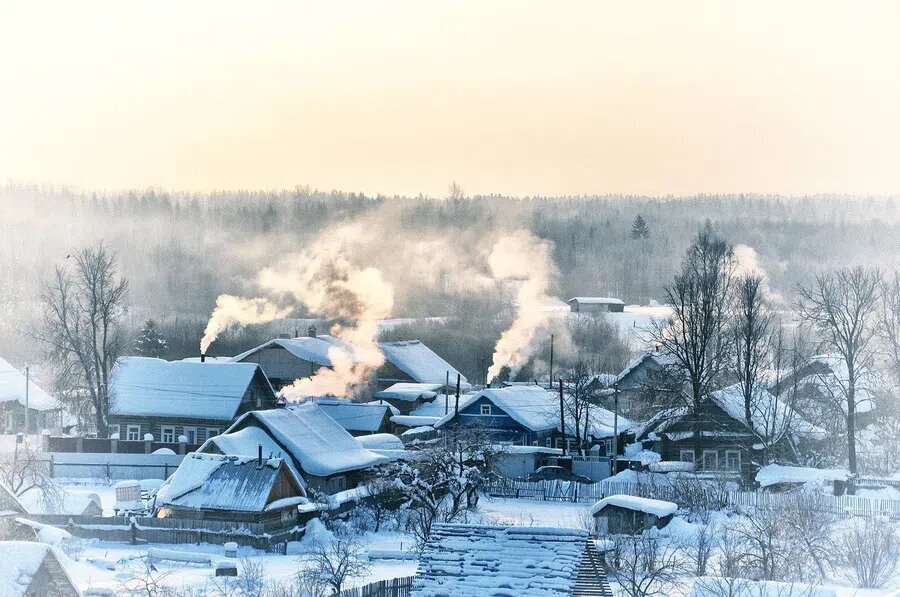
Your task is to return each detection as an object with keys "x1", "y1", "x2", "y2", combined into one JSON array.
[
  {"x1": 483, "y1": 479, "x2": 900, "y2": 519},
  {"x1": 339, "y1": 576, "x2": 415, "y2": 597}
]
